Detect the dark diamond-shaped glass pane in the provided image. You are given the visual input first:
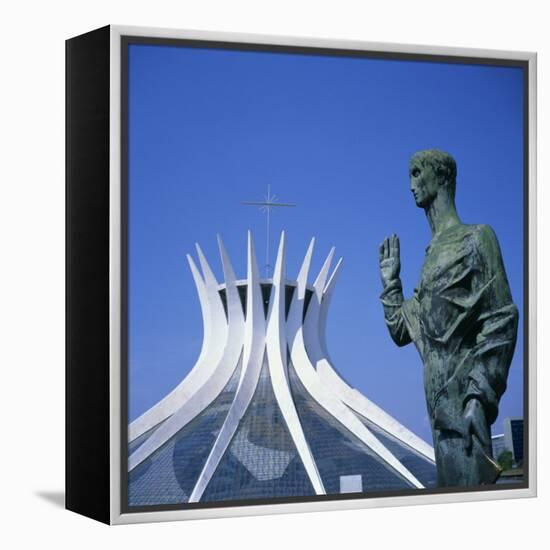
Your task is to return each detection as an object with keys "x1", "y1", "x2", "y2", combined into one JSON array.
[{"x1": 201, "y1": 356, "x2": 315, "y2": 502}]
